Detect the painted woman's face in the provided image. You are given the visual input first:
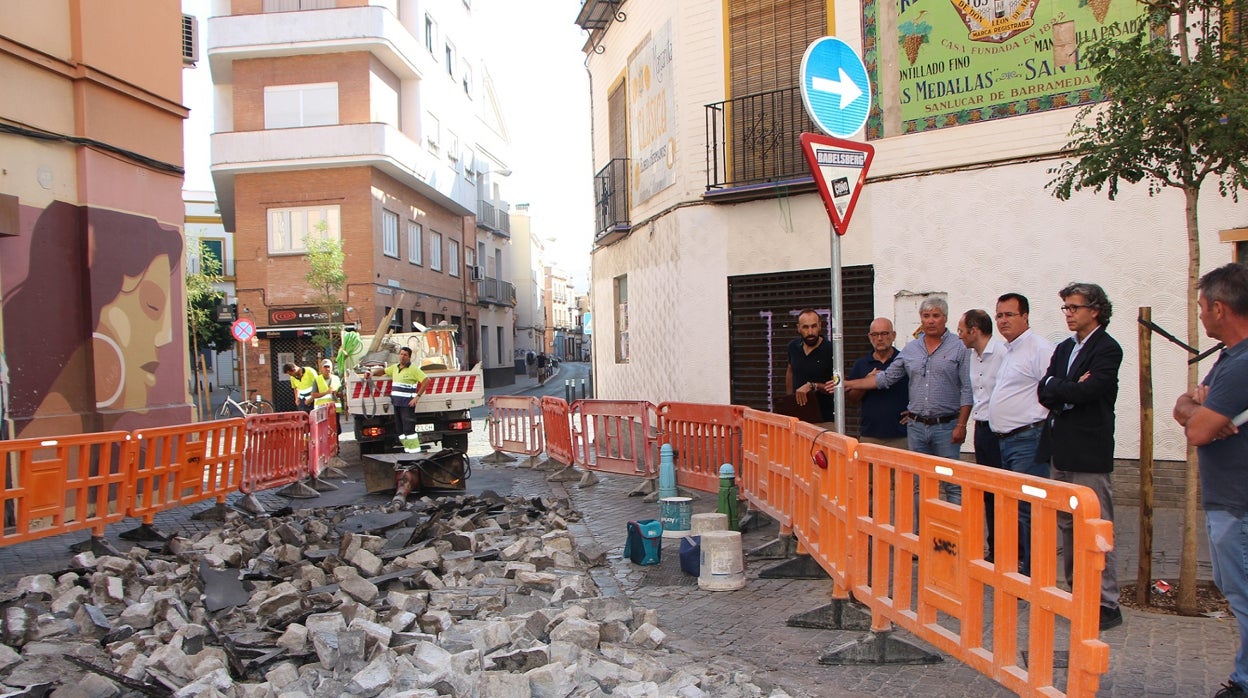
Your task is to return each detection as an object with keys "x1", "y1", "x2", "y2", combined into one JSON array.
[{"x1": 94, "y1": 255, "x2": 173, "y2": 410}]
